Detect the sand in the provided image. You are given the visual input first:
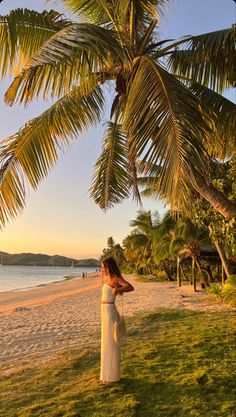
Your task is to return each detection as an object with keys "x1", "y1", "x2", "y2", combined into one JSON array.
[{"x1": 0, "y1": 274, "x2": 231, "y2": 376}]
